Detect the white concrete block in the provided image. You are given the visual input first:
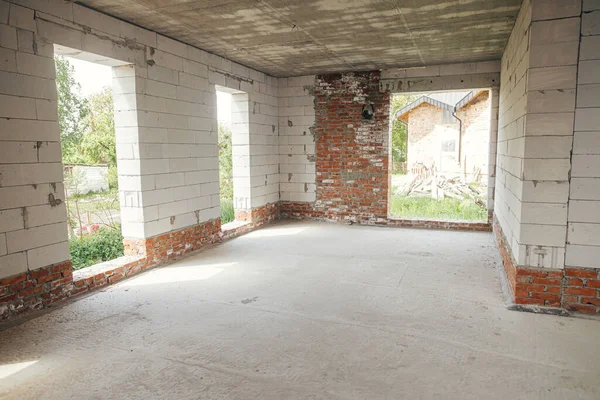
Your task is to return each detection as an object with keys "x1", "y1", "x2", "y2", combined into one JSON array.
[
  {"x1": 0, "y1": 252, "x2": 27, "y2": 278},
  {"x1": 572, "y1": 155, "x2": 600, "y2": 177},
  {"x1": 575, "y1": 108, "x2": 600, "y2": 131},
  {"x1": 573, "y1": 131, "x2": 600, "y2": 155},
  {"x1": 584, "y1": 0, "x2": 600, "y2": 11},
  {"x1": 523, "y1": 158, "x2": 571, "y2": 180},
  {"x1": 0, "y1": 93, "x2": 35, "y2": 118},
  {"x1": 25, "y1": 203, "x2": 67, "y2": 228},
  {"x1": 183, "y1": 59, "x2": 208, "y2": 78},
  {"x1": 528, "y1": 66, "x2": 577, "y2": 90},
  {"x1": 26, "y1": 241, "x2": 69, "y2": 270},
  {"x1": 0, "y1": 47, "x2": 16, "y2": 72},
  {"x1": 0, "y1": 23, "x2": 17, "y2": 50},
  {"x1": 566, "y1": 244, "x2": 600, "y2": 268},
  {"x1": 8, "y1": 3, "x2": 35, "y2": 31},
  {"x1": 568, "y1": 200, "x2": 600, "y2": 223},
  {"x1": 532, "y1": 0, "x2": 581, "y2": 21},
  {"x1": 521, "y1": 202, "x2": 567, "y2": 225},
  {"x1": 0, "y1": 162, "x2": 62, "y2": 187},
  {"x1": 527, "y1": 89, "x2": 576, "y2": 113},
  {"x1": 0, "y1": 208, "x2": 24, "y2": 233},
  {"x1": 36, "y1": 18, "x2": 83, "y2": 51},
  {"x1": 568, "y1": 222, "x2": 600, "y2": 246},
  {"x1": 530, "y1": 17, "x2": 580, "y2": 45},
  {"x1": 147, "y1": 64, "x2": 179, "y2": 85},
  {"x1": 522, "y1": 180, "x2": 570, "y2": 203},
  {"x1": 148, "y1": 49, "x2": 183, "y2": 71},
  {"x1": 7, "y1": 222, "x2": 68, "y2": 253},
  {"x1": 570, "y1": 178, "x2": 600, "y2": 200},
  {"x1": 578, "y1": 60, "x2": 600, "y2": 84},
  {"x1": 577, "y1": 84, "x2": 600, "y2": 108},
  {"x1": 520, "y1": 223, "x2": 567, "y2": 247},
  {"x1": 523, "y1": 136, "x2": 573, "y2": 159},
  {"x1": 35, "y1": 99, "x2": 58, "y2": 121},
  {"x1": 582, "y1": 10, "x2": 600, "y2": 36},
  {"x1": 580, "y1": 36, "x2": 600, "y2": 61},
  {"x1": 145, "y1": 79, "x2": 177, "y2": 99},
  {"x1": 525, "y1": 112, "x2": 574, "y2": 136},
  {"x1": 119, "y1": 21, "x2": 156, "y2": 48},
  {"x1": 0, "y1": 1, "x2": 8, "y2": 25}
]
